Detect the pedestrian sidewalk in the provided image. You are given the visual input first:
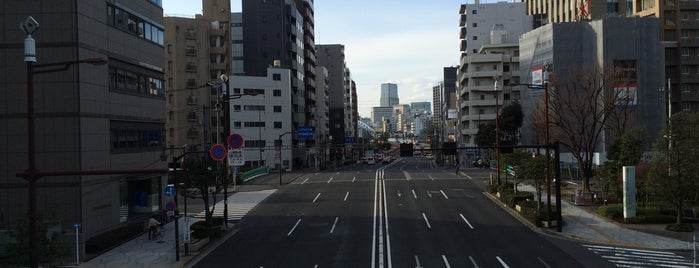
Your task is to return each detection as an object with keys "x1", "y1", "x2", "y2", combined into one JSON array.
[
  {"x1": 515, "y1": 184, "x2": 694, "y2": 250},
  {"x1": 78, "y1": 190, "x2": 276, "y2": 268}
]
